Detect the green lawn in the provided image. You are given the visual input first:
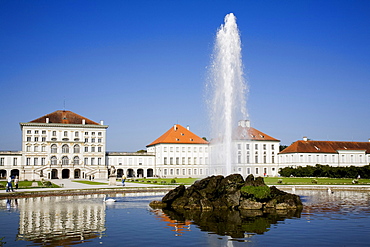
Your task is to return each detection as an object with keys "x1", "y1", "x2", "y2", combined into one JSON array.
[
  {"x1": 72, "y1": 180, "x2": 108, "y2": 185},
  {"x1": 0, "y1": 180, "x2": 60, "y2": 189},
  {"x1": 127, "y1": 177, "x2": 199, "y2": 185},
  {"x1": 264, "y1": 177, "x2": 370, "y2": 185},
  {"x1": 127, "y1": 177, "x2": 370, "y2": 186}
]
